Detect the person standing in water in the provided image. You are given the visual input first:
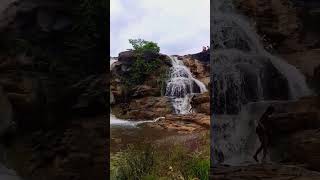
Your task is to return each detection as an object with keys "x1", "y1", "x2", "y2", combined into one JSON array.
[{"x1": 253, "y1": 106, "x2": 275, "y2": 162}]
